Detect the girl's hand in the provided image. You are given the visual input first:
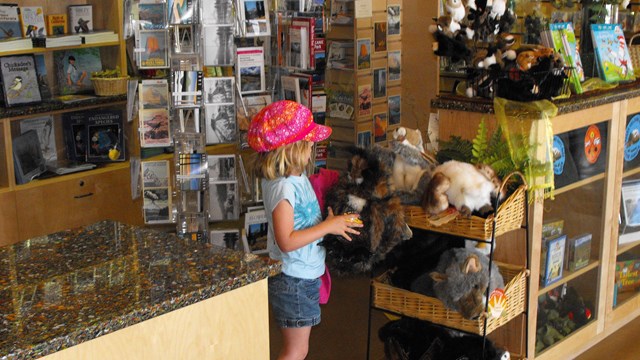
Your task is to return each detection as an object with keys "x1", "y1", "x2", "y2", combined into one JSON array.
[{"x1": 325, "y1": 207, "x2": 363, "y2": 241}]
